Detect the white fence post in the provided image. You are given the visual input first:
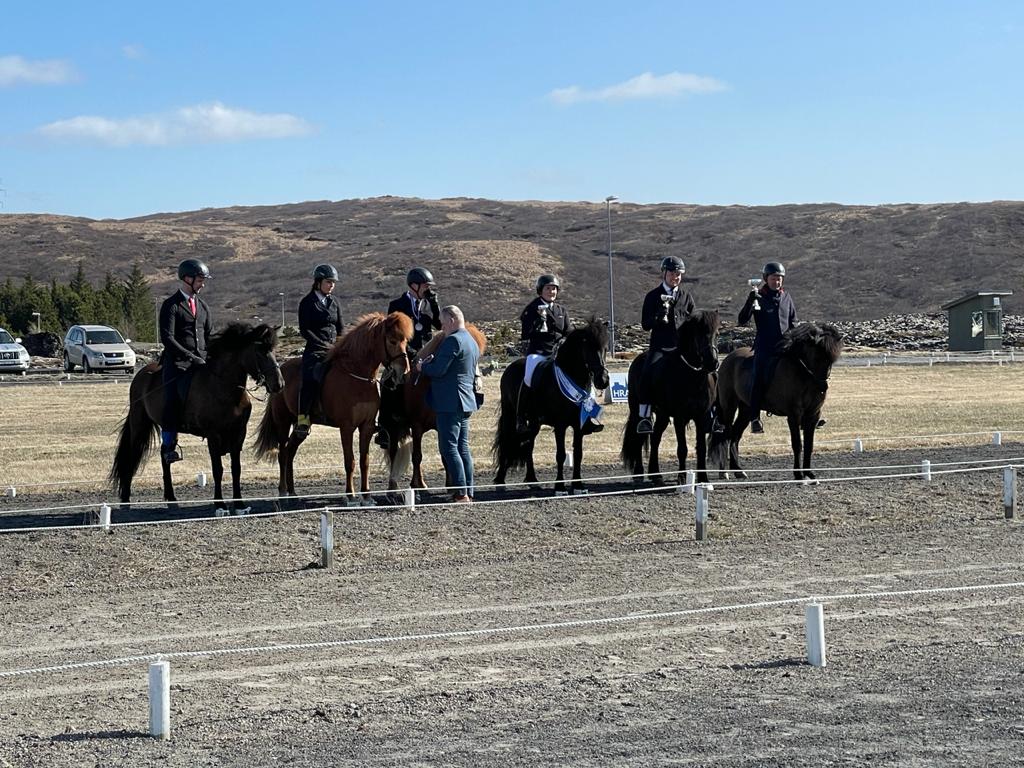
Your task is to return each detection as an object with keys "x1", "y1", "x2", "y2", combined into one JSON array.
[
  {"x1": 148, "y1": 658, "x2": 171, "y2": 739},
  {"x1": 320, "y1": 509, "x2": 334, "y2": 569},
  {"x1": 993, "y1": 431, "x2": 1002, "y2": 446},
  {"x1": 404, "y1": 487, "x2": 416, "y2": 511},
  {"x1": 99, "y1": 503, "x2": 111, "y2": 532},
  {"x1": 921, "y1": 459, "x2": 931, "y2": 482},
  {"x1": 1004, "y1": 467, "x2": 1017, "y2": 520},
  {"x1": 5, "y1": 486, "x2": 15, "y2": 498},
  {"x1": 695, "y1": 484, "x2": 710, "y2": 541},
  {"x1": 853, "y1": 438, "x2": 863, "y2": 454},
  {"x1": 805, "y1": 603, "x2": 827, "y2": 667},
  {"x1": 195, "y1": 472, "x2": 207, "y2": 488}
]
